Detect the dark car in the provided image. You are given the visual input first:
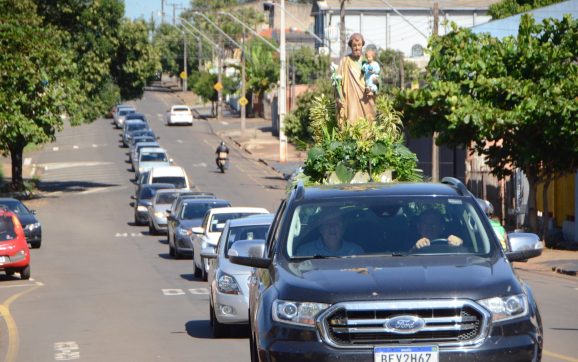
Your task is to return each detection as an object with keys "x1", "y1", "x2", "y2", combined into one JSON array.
[
  {"x1": 167, "y1": 198, "x2": 229, "y2": 258},
  {"x1": 230, "y1": 178, "x2": 544, "y2": 362},
  {"x1": 0, "y1": 198, "x2": 42, "y2": 248},
  {"x1": 132, "y1": 183, "x2": 175, "y2": 226},
  {"x1": 122, "y1": 119, "x2": 149, "y2": 147}
]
